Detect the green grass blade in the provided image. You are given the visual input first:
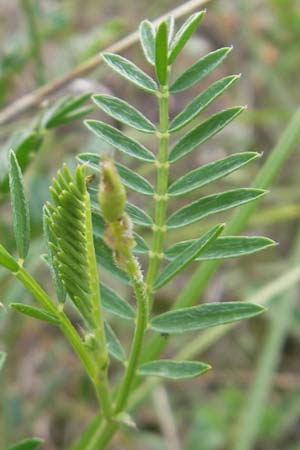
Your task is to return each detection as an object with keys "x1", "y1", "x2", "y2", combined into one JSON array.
[{"x1": 6, "y1": 438, "x2": 44, "y2": 450}]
